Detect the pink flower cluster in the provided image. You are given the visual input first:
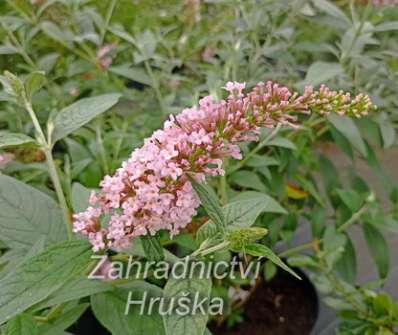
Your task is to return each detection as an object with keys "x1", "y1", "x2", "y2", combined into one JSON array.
[
  {"x1": 0, "y1": 153, "x2": 13, "y2": 169},
  {"x1": 73, "y1": 81, "x2": 374, "y2": 251}
]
